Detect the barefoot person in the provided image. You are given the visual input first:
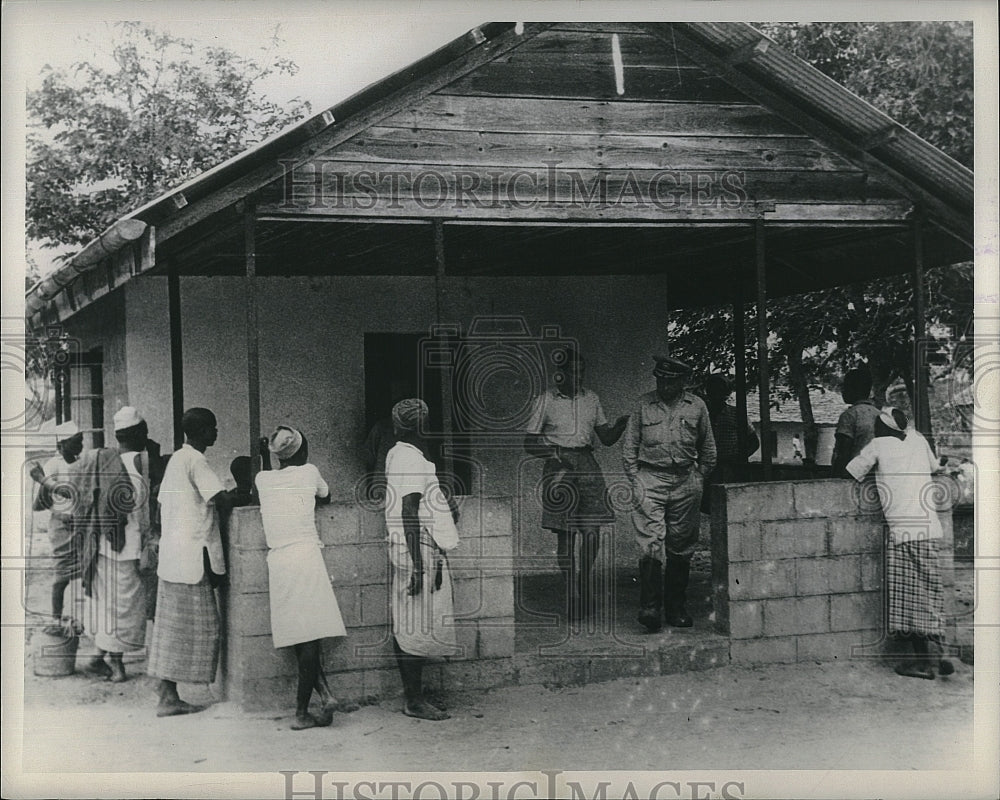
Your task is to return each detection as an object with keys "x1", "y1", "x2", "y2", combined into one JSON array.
[
  {"x1": 147, "y1": 408, "x2": 232, "y2": 716},
  {"x1": 846, "y1": 407, "x2": 955, "y2": 680},
  {"x1": 255, "y1": 426, "x2": 349, "y2": 730},
  {"x1": 81, "y1": 407, "x2": 156, "y2": 682},
  {"x1": 29, "y1": 421, "x2": 85, "y2": 632},
  {"x1": 384, "y1": 398, "x2": 461, "y2": 721}
]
